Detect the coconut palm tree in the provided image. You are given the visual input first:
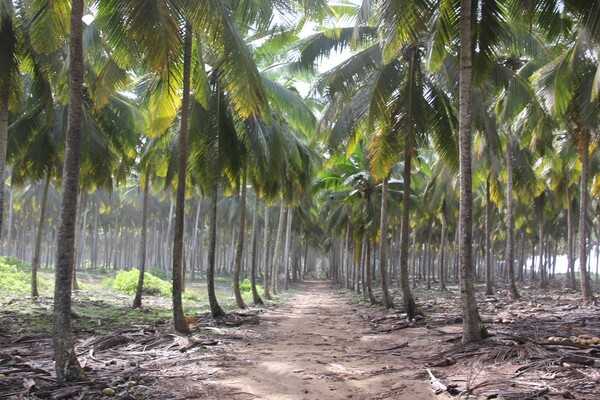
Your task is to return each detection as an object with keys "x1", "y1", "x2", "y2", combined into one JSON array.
[
  {"x1": 51, "y1": 0, "x2": 86, "y2": 383},
  {"x1": 534, "y1": 32, "x2": 600, "y2": 301}
]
